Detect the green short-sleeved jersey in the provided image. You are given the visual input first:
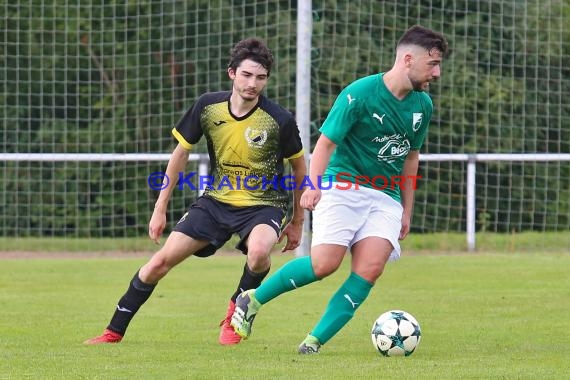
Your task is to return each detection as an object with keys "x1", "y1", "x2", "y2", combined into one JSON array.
[{"x1": 320, "y1": 73, "x2": 433, "y2": 202}]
